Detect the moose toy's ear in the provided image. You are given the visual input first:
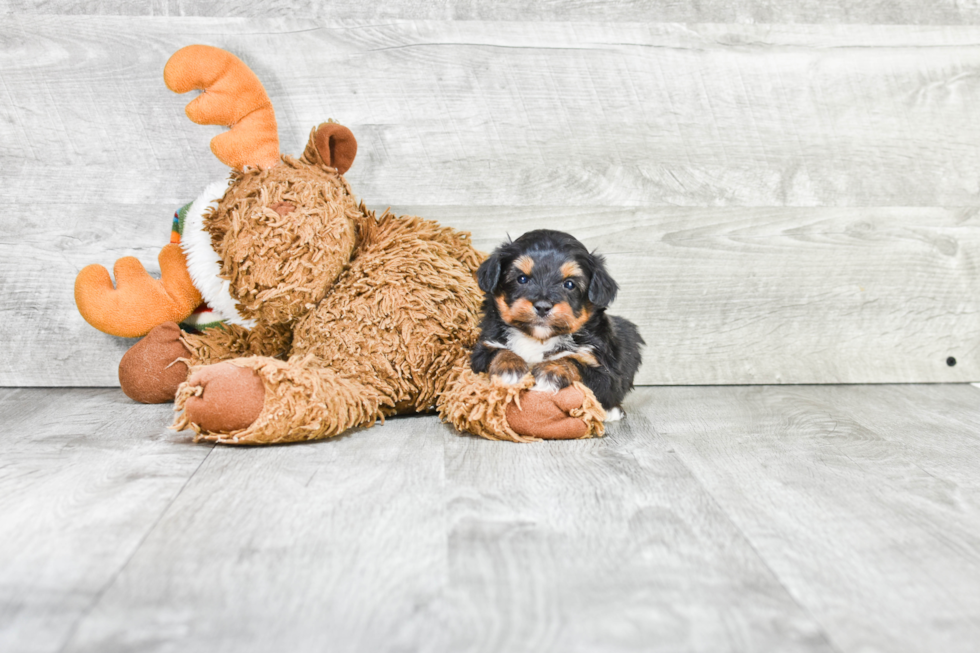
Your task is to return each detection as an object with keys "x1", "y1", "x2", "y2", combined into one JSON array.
[
  {"x1": 477, "y1": 250, "x2": 504, "y2": 293},
  {"x1": 304, "y1": 122, "x2": 357, "y2": 174},
  {"x1": 587, "y1": 252, "x2": 618, "y2": 308}
]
